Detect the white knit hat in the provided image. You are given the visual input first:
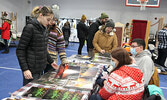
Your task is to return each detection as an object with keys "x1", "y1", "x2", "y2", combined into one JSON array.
[{"x1": 51, "y1": 4, "x2": 60, "y2": 19}]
